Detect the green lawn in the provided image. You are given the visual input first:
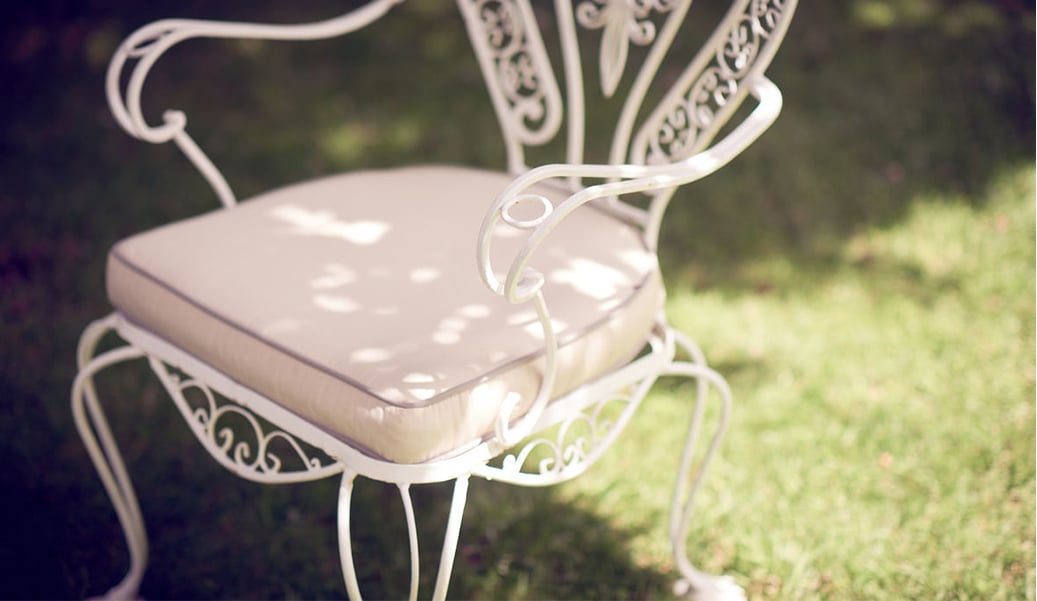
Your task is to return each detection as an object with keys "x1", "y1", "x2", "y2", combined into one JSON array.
[{"x1": 1, "y1": 1, "x2": 1033, "y2": 599}]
